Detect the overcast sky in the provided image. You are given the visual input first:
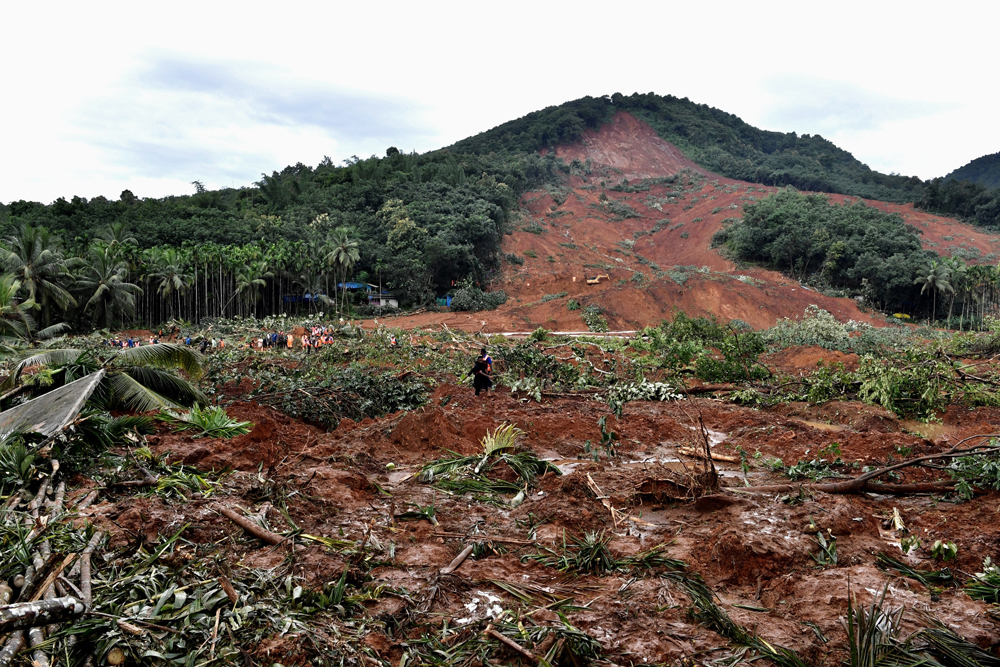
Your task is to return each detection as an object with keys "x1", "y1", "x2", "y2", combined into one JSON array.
[{"x1": 2, "y1": 1, "x2": 997, "y2": 204}]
